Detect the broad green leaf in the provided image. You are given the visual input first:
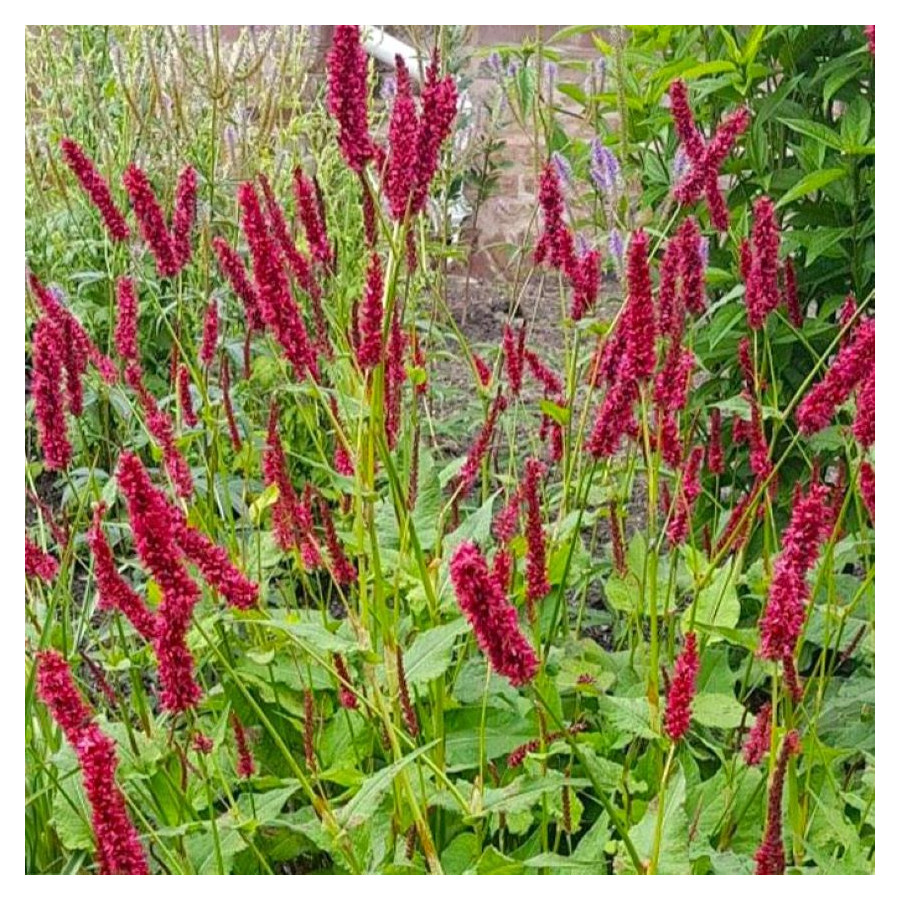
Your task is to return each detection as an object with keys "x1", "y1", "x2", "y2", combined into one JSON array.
[
  {"x1": 336, "y1": 741, "x2": 438, "y2": 829},
  {"x1": 778, "y1": 117, "x2": 843, "y2": 150},
  {"x1": 624, "y1": 768, "x2": 690, "y2": 874},
  {"x1": 598, "y1": 695, "x2": 657, "y2": 740},
  {"x1": 692, "y1": 693, "x2": 746, "y2": 729},
  {"x1": 682, "y1": 565, "x2": 740, "y2": 636},
  {"x1": 51, "y1": 779, "x2": 93, "y2": 852},
  {"x1": 402, "y1": 618, "x2": 468, "y2": 686},
  {"x1": 776, "y1": 167, "x2": 846, "y2": 208}
]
